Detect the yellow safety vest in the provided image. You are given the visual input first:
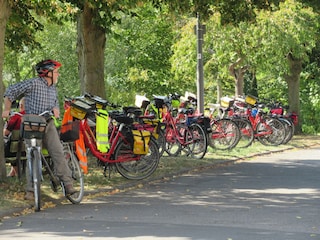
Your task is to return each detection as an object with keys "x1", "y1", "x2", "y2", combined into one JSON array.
[{"x1": 96, "y1": 109, "x2": 109, "y2": 153}]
